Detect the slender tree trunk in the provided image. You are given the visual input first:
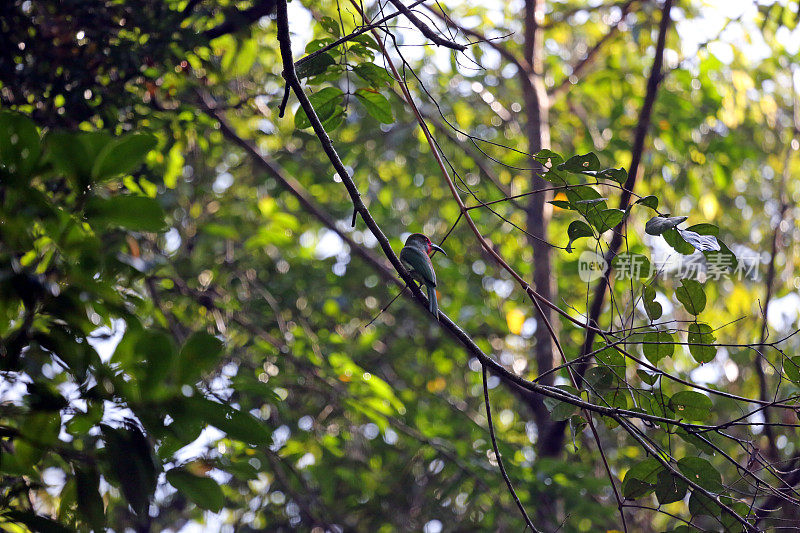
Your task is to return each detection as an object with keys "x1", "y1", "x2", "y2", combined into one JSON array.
[
  {"x1": 521, "y1": 0, "x2": 562, "y2": 458},
  {"x1": 521, "y1": 0, "x2": 562, "y2": 528}
]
